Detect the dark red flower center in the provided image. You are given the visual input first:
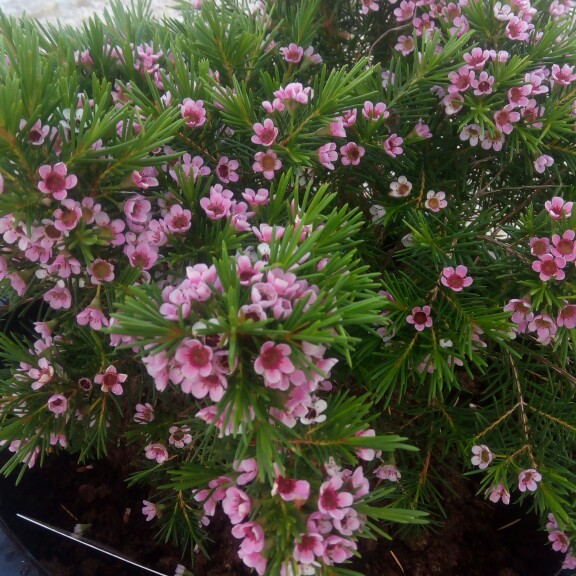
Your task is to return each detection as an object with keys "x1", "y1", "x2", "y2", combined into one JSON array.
[
  {"x1": 261, "y1": 347, "x2": 281, "y2": 370},
  {"x1": 413, "y1": 311, "x2": 428, "y2": 325},
  {"x1": 45, "y1": 173, "x2": 66, "y2": 192}
]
